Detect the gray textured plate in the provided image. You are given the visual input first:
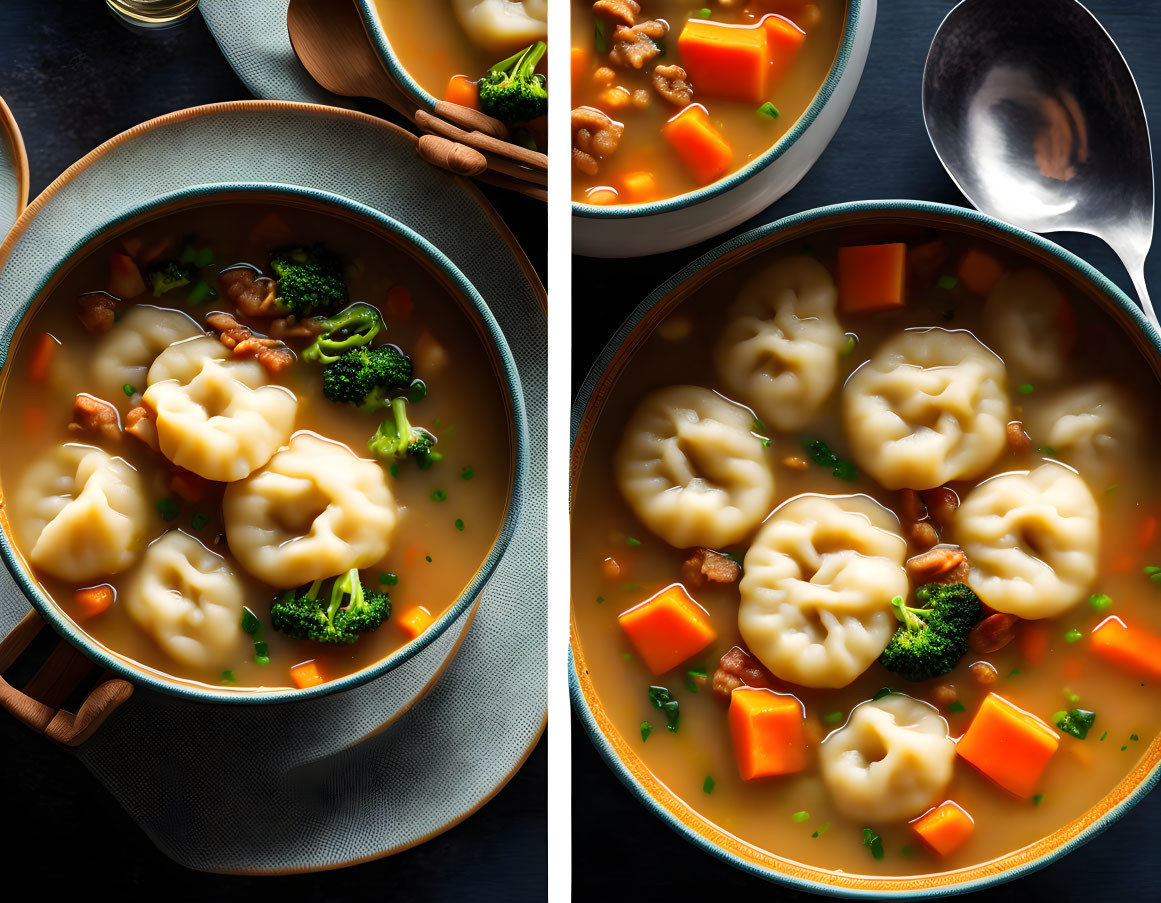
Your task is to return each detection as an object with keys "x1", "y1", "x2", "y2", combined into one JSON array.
[{"x1": 0, "y1": 96, "x2": 29, "y2": 241}]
